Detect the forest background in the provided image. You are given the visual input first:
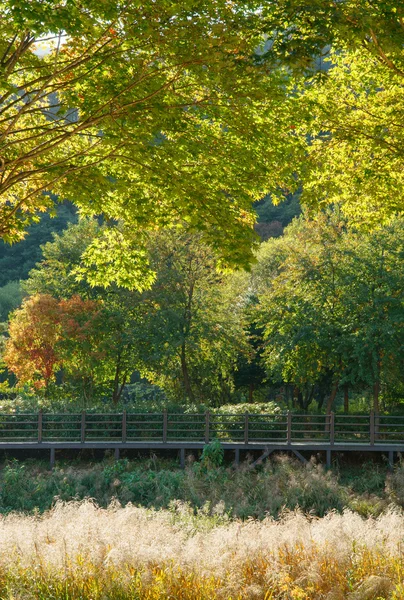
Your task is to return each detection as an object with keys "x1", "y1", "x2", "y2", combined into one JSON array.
[{"x1": 0, "y1": 0, "x2": 403, "y2": 417}]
